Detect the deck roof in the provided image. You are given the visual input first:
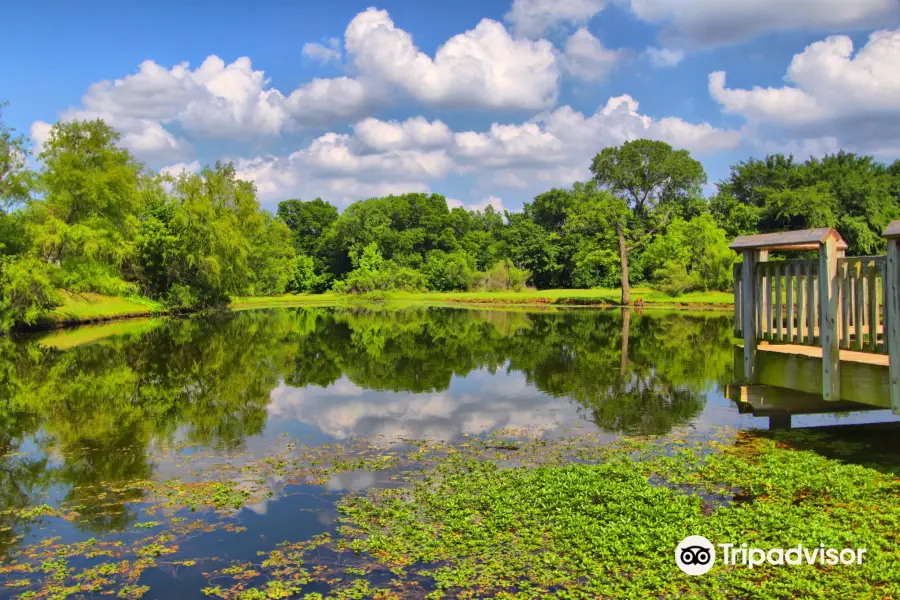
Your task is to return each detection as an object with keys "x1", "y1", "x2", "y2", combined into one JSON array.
[
  {"x1": 729, "y1": 228, "x2": 848, "y2": 252},
  {"x1": 884, "y1": 220, "x2": 900, "y2": 239}
]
